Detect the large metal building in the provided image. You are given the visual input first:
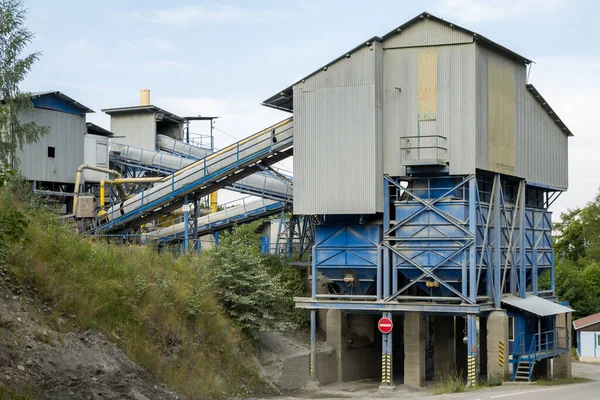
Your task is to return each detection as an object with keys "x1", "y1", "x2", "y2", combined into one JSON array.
[
  {"x1": 265, "y1": 13, "x2": 571, "y2": 215},
  {"x1": 264, "y1": 12, "x2": 573, "y2": 387}
]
